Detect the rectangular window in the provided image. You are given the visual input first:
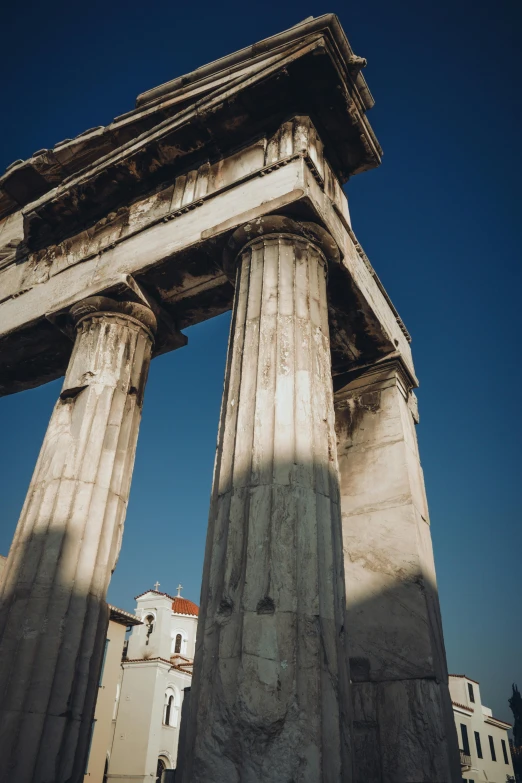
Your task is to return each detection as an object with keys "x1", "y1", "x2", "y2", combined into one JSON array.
[
  {"x1": 489, "y1": 735, "x2": 497, "y2": 761},
  {"x1": 468, "y1": 682, "x2": 475, "y2": 702},
  {"x1": 99, "y1": 638, "x2": 109, "y2": 686},
  {"x1": 474, "y1": 731, "x2": 483, "y2": 758},
  {"x1": 460, "y1": 724, "x2": 470, "y2": 756},
  {"x1": 502, "y1": 738, "x2": 509, "y2": 764}
]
